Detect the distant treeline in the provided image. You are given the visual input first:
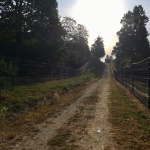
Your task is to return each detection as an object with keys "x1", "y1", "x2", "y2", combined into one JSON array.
[
  {"x1": 0, "y1": 0, "x2": 105, "y2": 69},
  {"x1": 112, "y1": 5, "x2": 150, "y2": 68}
]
